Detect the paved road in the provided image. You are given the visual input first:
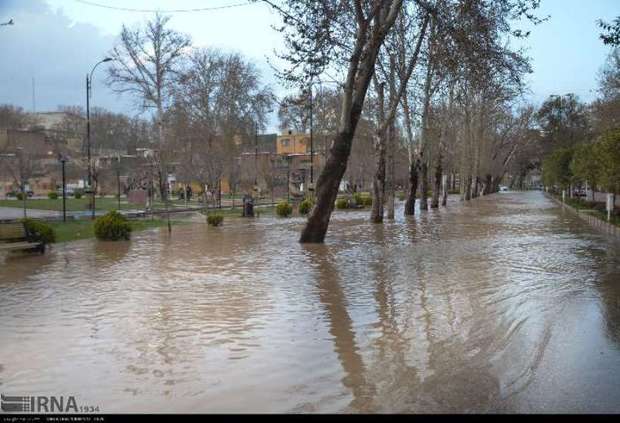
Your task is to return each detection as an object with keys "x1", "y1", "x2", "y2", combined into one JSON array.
[{"x1": 0, "y1": 206, "x2": 60, "y2": 220}]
